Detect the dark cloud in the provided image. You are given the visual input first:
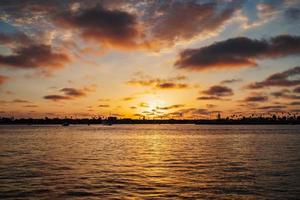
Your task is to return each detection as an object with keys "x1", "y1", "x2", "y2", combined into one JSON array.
[
  {"x1": 285, "y1": 7, "x2": 300, "y2": 22},
  {"x1": 247, "y1": 66, "x2": 300, "y2": 89},
  {"x1": 293, "y1": 86, "x2": 300, "y2": 93},
  {"x1": 156, "y1": 104, "x2": 185, "y2": 110},
  {"x1": 98, "y1": 104, "x2": 109, "y2": 108},
  {"x1": 0, "y1": 0, "x2": 243, "y2": 51},
  {"x1": 0, "y1": 75, "x2": 9, "y2": 85},
  {"x1": 0, "y1": 44, "x2": 70, "y2": 69},
  {"x1": 270, "y1": 89, "x2": 300, "y2": 100},
  {"x1": 44, "y1": 86, "x2": 92, "y2": 101},
  {"x1": 242, "y1": 93, "x2": 268, "y2": 102},
  {"x1": 145, "y1": 1, "x2": 241, "y2": 47},
  {"x1": 197, "y1": 96, "x2": 221, "y2": 100},
  {"x1": 169, "y1": 108, "x2": 212, "y2": 118},
  {"x1": 175, "y1": 35, "x2": 300, "y2": 70},
  {"x1": 156, "y1": 83, "x2": 188, "y2": 89},
  {"x1": 43, "y1": 95, "x2": 71, "y2": 101},
  {"x1": 290, "y1": 101, "x2": 300, "y2": 106},
  {"x1": 60, "y1": 88, "x2": 86, "y2": 97},
  {"x1": 0, "y1": 32, "x2": 33, "y2": 46},
  {"x1": 257, "y1": 105, "x2": 286, "y2": 110},
  {"x1": 12, "y1": 99, "x2": 31, "y2": 103},
  {"x1": 290, "y1": 101, "x2": 300, "y2": 105},
  {"x1": 23, "y1": 104, "x2": 38, "y2": 108},
  {"x1": 54, "y1": 6, "x2": 141, "y2": 49},
  {"x1": 202, "y1": 85, "x2": 234, "y2": 97},
  {"x1": 198, "y1": 85, "x2": 233, "y2": 101},
  {"x1": 220, "y1": 79, "x2": 242, "y2": 84}
]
